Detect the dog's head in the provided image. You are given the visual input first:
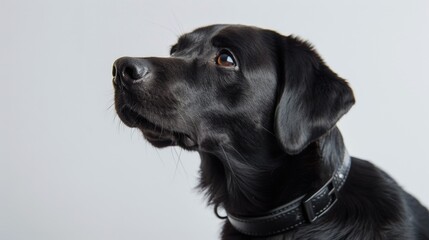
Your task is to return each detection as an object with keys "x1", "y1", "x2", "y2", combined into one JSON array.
[{"x1": 113, "y1": 24, "x2": 354, "y2": 156}]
